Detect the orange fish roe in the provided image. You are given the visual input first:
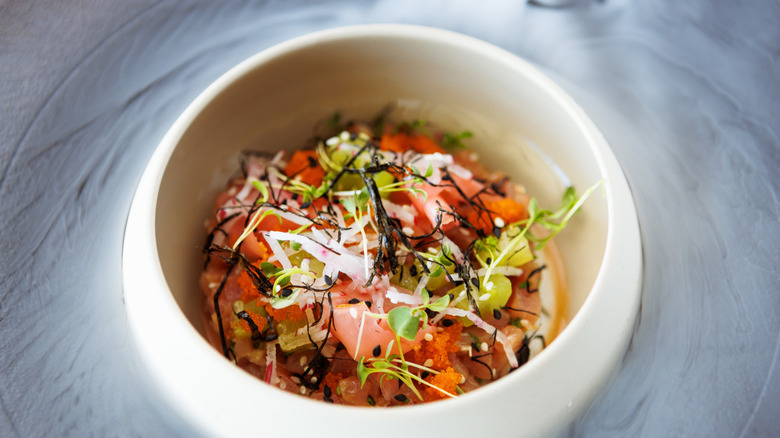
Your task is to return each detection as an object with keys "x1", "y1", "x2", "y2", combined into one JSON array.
[
  {"x1": 380, "y1": 132, "x2": 445, "y2": 155},
  {"x1": 467, "y1": 197, "x2": 528, "y2": 233},
  {"x1": 485, "y1": 198, "x2": 528, "y2": 224},
  {"x1": 236, "y1": 257, "x2": 270, "y2": 303},
  {"x1": 264, "y1": 302, "x2": 307, "y2": 324},
  {"x1": 424, "y1": 367, "x2": 462, "y2": 401},
  {"x1": 284, "y1": 150, "x2": 326, "y2": 186},
  {"x1": 230, "y1": 309, "x2": 267, "y2": 334},
  {"x1": 410, "y1": 320, "x2": 463, "y2": 371}
]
